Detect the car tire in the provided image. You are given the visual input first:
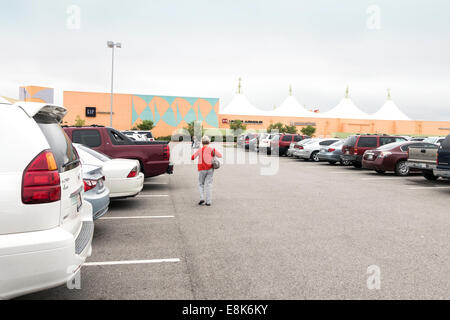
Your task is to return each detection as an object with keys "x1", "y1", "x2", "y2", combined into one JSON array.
[
  {"x1": 353, "y1": 162, "x2": 362, "y2": 168},
  {"x1": 375, "y1": 169, "x2": 386, "y2": 174},
  {"x1": 423, "y1": 171, "x2": 438, "y2": 181},
  {"x1": 395, "y1": 160, "x2": 409, "y2": 176},
  {"x1": 310, "y1": 151, "x2": 320, "y2": 162},
  {"x1": 328, "y1": 161, "x2": 337, "y2": 165},
  {"x1": 340, "y1": 159, "x2": 351, "y2": 166}
]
